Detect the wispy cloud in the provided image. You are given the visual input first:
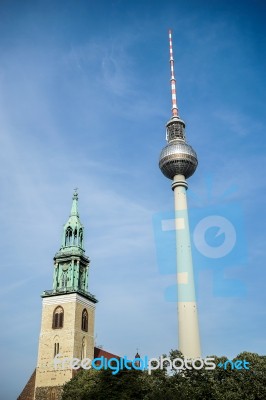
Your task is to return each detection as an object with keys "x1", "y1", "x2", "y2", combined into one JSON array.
[
  {"x1": 213, "y1": 108, "x2": 263, "y2": 137},
  {"x1": 0, "y1": 278, "x2": 32, "y2": 297}
]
